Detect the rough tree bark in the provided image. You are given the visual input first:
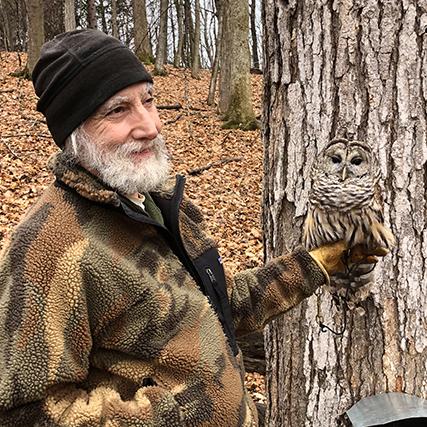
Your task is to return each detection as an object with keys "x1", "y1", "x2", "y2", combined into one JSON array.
[
  {"x1": 218, "y1": 0, "x2": 257, "y2": 130},
  {"x1": 154, "y1": 0, "x2": 168, "y2": 75},
  {"x1": 132, "y1": 0, "x2": 152, "y2": 63},
  {"x1": 262, "y1": 0, "x2": 427, "y2": 425},
  {"x1": 26, "y1": 0, "x2": 44, "y2": 74},
  {"x1": 87, "y1": 0, "x2": 97, "y2": 29},
  {"x1": 64, "y1": 0, "x2": 76, "y2": 32}
]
